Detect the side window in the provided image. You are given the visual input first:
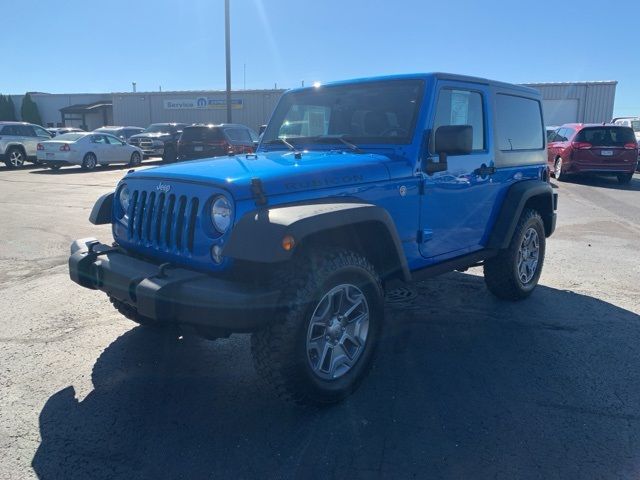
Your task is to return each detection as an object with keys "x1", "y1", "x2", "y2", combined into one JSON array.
[
  {"x1": 106, "y1": 135, "x2": 124, "y2": 145},
  {"x1": 225, "y1": 128, "x2": 252, "y2": 143},
  {"x1": 564, "y1": 128, "x2": 575, "y2": 141},
  {"x1": 495, "y1": 94, "x2": 544, "y2": 151},
  {"x1": 554, "y1": 128, "x2": 568, "y2": 142},
  {"x1": 34, "y1": 126, "x2": 50, "y2": 138},
  {"x1": 19, "y1": 125, "x2": 36, "y2": 137},
  {"x1": 432, "y1": 89, "x2": 485, "y2": 151},
  {"x1": 91, "y1": 135, "x2": 107, "y2": 144},
  {"x1": 1, "y1": 125, "x2": 17, "y2": 136}
]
